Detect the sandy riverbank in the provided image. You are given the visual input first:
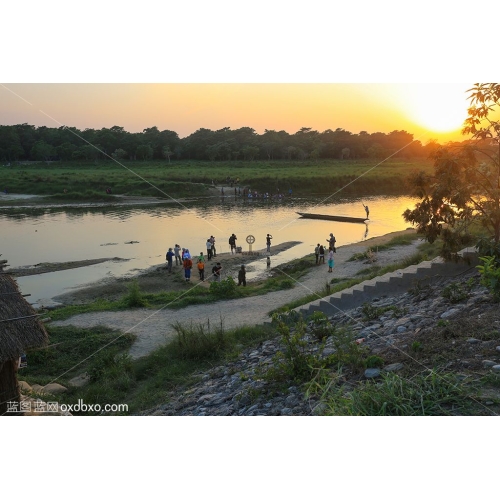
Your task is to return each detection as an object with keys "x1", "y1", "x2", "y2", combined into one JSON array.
[
  {"x1": 50, "y1": 241, "x2": 302, "y2": 305},
  {"x1": 51, "y1": 229, "x2": 421, "y2": 358}
]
